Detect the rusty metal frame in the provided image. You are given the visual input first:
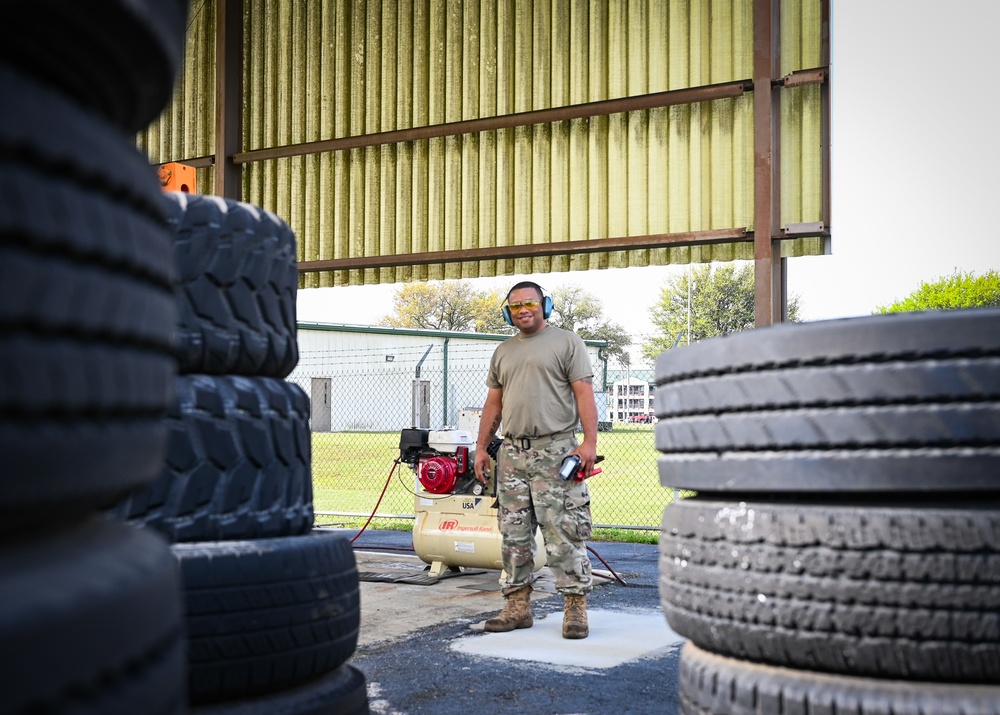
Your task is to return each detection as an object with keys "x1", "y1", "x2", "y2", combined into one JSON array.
[
  {"x1": 753, "y1": 0, "x2": 782, "y2": 326},
  {"x1": 233, "y1": 80, "x2": 753, "y2": 164},
  {"x1": 184, "y1": 78, "x2": 753, "y2": 168},
  {"x1": 302, "y1": 228, "x2": 749, "y2": 272},
  {"x1": 206, "y1": 0, "x2": 831, "y2": 324}
]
